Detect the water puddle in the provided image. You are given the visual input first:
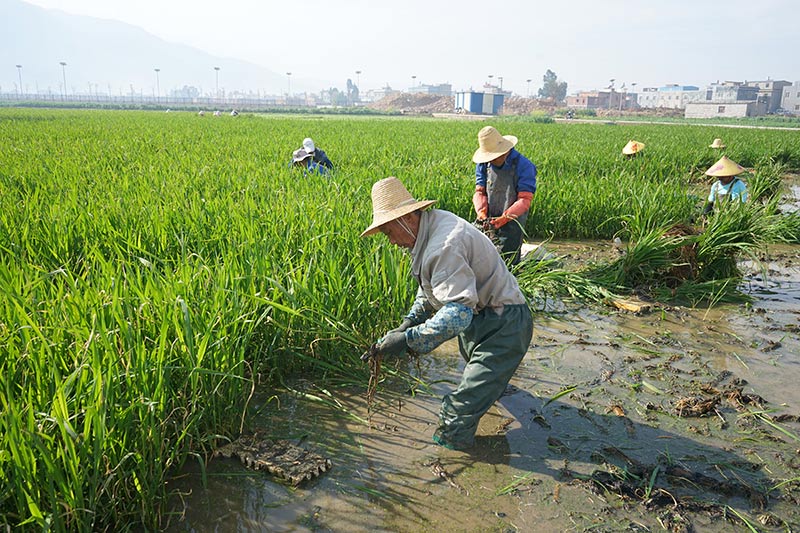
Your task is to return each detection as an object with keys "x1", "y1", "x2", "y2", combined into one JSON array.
[{"x1": 167, "y1": 243, "x2": 800, "y2": 532}]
